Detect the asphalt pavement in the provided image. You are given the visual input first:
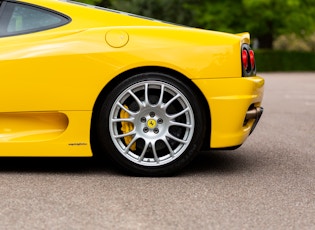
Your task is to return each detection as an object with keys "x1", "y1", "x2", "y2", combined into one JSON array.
[{"x1": 0, "y1": 72, "x2": 314, "y2": 229}]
